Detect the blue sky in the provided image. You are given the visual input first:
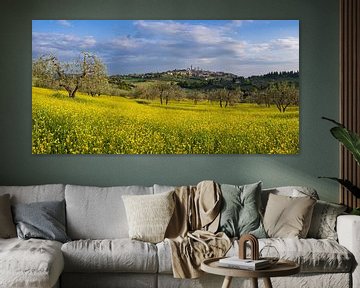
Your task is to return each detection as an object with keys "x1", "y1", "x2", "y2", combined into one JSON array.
[{"x1": 32, "y1": 20, "x2": 299, "y2": 77}]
